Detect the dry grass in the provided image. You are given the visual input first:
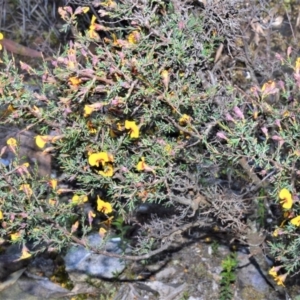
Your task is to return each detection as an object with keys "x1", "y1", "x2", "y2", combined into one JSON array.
[{"x1": 0, "y1": 0, "x2": 64, "y2": 55}]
